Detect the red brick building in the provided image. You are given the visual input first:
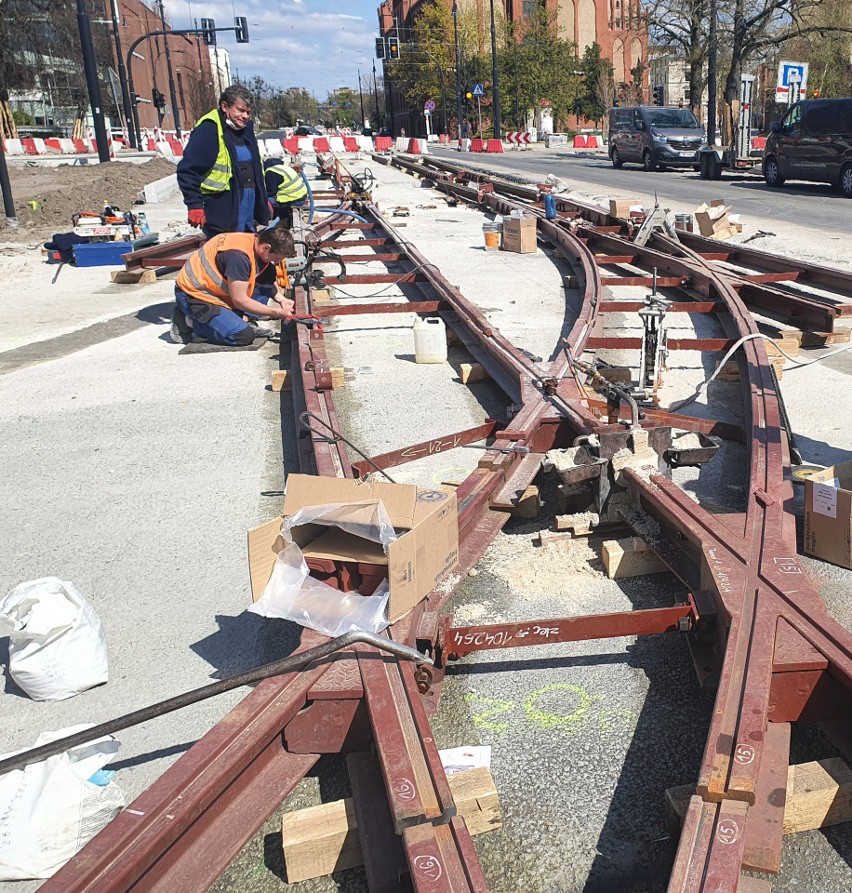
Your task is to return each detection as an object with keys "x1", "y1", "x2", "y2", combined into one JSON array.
[
  {"x1": 103, "y1": 0, "x2": 215, "y2": 134},
  {"x1": 378, "y1": 0, "x2": 648, "y2": 135}
]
